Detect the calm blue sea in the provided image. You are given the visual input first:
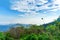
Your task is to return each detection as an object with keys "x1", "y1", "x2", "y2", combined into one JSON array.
[{"x1": 0, "y1": 25, "x2": 11, "y2": 32}]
